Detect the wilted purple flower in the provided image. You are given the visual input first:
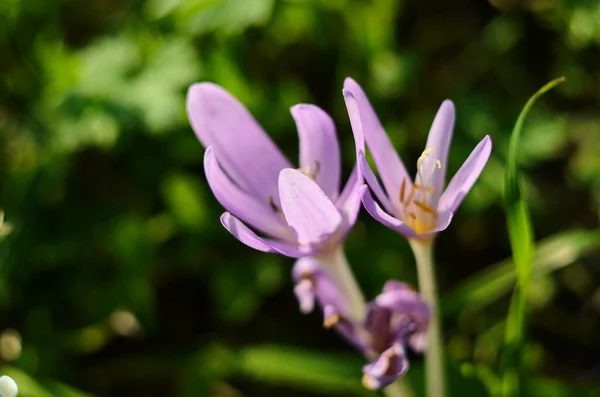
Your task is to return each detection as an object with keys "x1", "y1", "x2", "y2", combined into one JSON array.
[
  {"x1": 343, "y1": 78, "x2": 492, "y2": 240},
  {"x1": 293, "y1": 259, "x2": 430, "y2": 391},
  {"x1": 187, "y1": 83, "x2": 363, "y2": 257},
  {"x1": 361, "y1": 281, "x2": 431, "y2": 389}
]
